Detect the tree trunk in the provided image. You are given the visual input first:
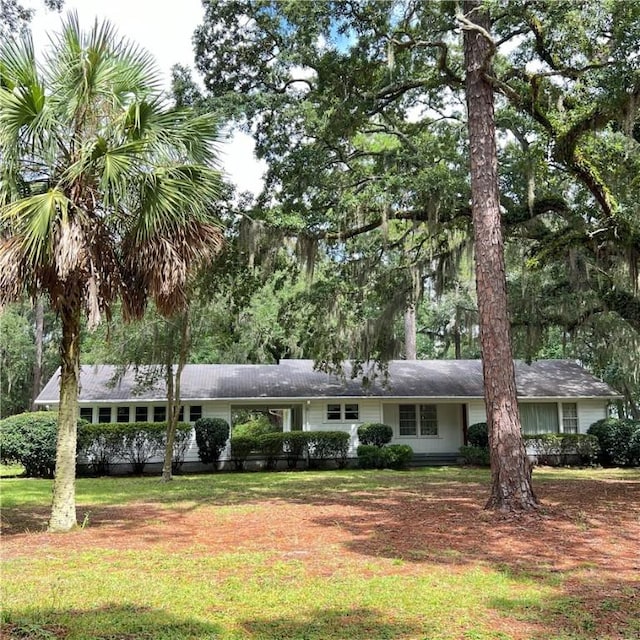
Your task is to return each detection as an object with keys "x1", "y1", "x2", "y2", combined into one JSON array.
[
  {"x1": 404, "y1": 304, "x2": 417, "y2": 360},
  {"x1": 48, "y1": 301, "x2": 81, "y2": 531},
  {"x1": 30, "y1": 297, "x2": 44, "y2": 411},
  {"x1": 463, "y1": 0, "x2": 538, "y2": 511},
  {"x1": 161, "y1": 311, "x2": 190, "y2": 482}
]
